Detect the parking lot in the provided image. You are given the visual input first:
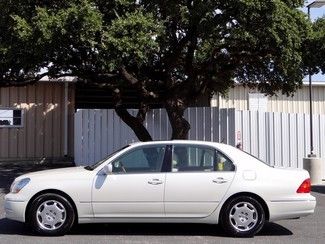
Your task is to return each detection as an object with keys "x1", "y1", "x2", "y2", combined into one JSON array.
[{"x1": 1, "y1": 164, "x2": 325, "y2": 244}]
